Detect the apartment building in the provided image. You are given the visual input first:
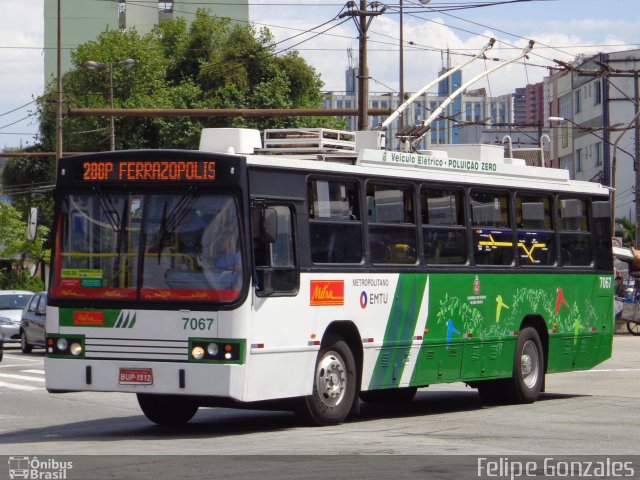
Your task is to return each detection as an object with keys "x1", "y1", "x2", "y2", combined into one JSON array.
[{"x1": 547, "y1": 49, "x2": 639, "y2": 220}]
